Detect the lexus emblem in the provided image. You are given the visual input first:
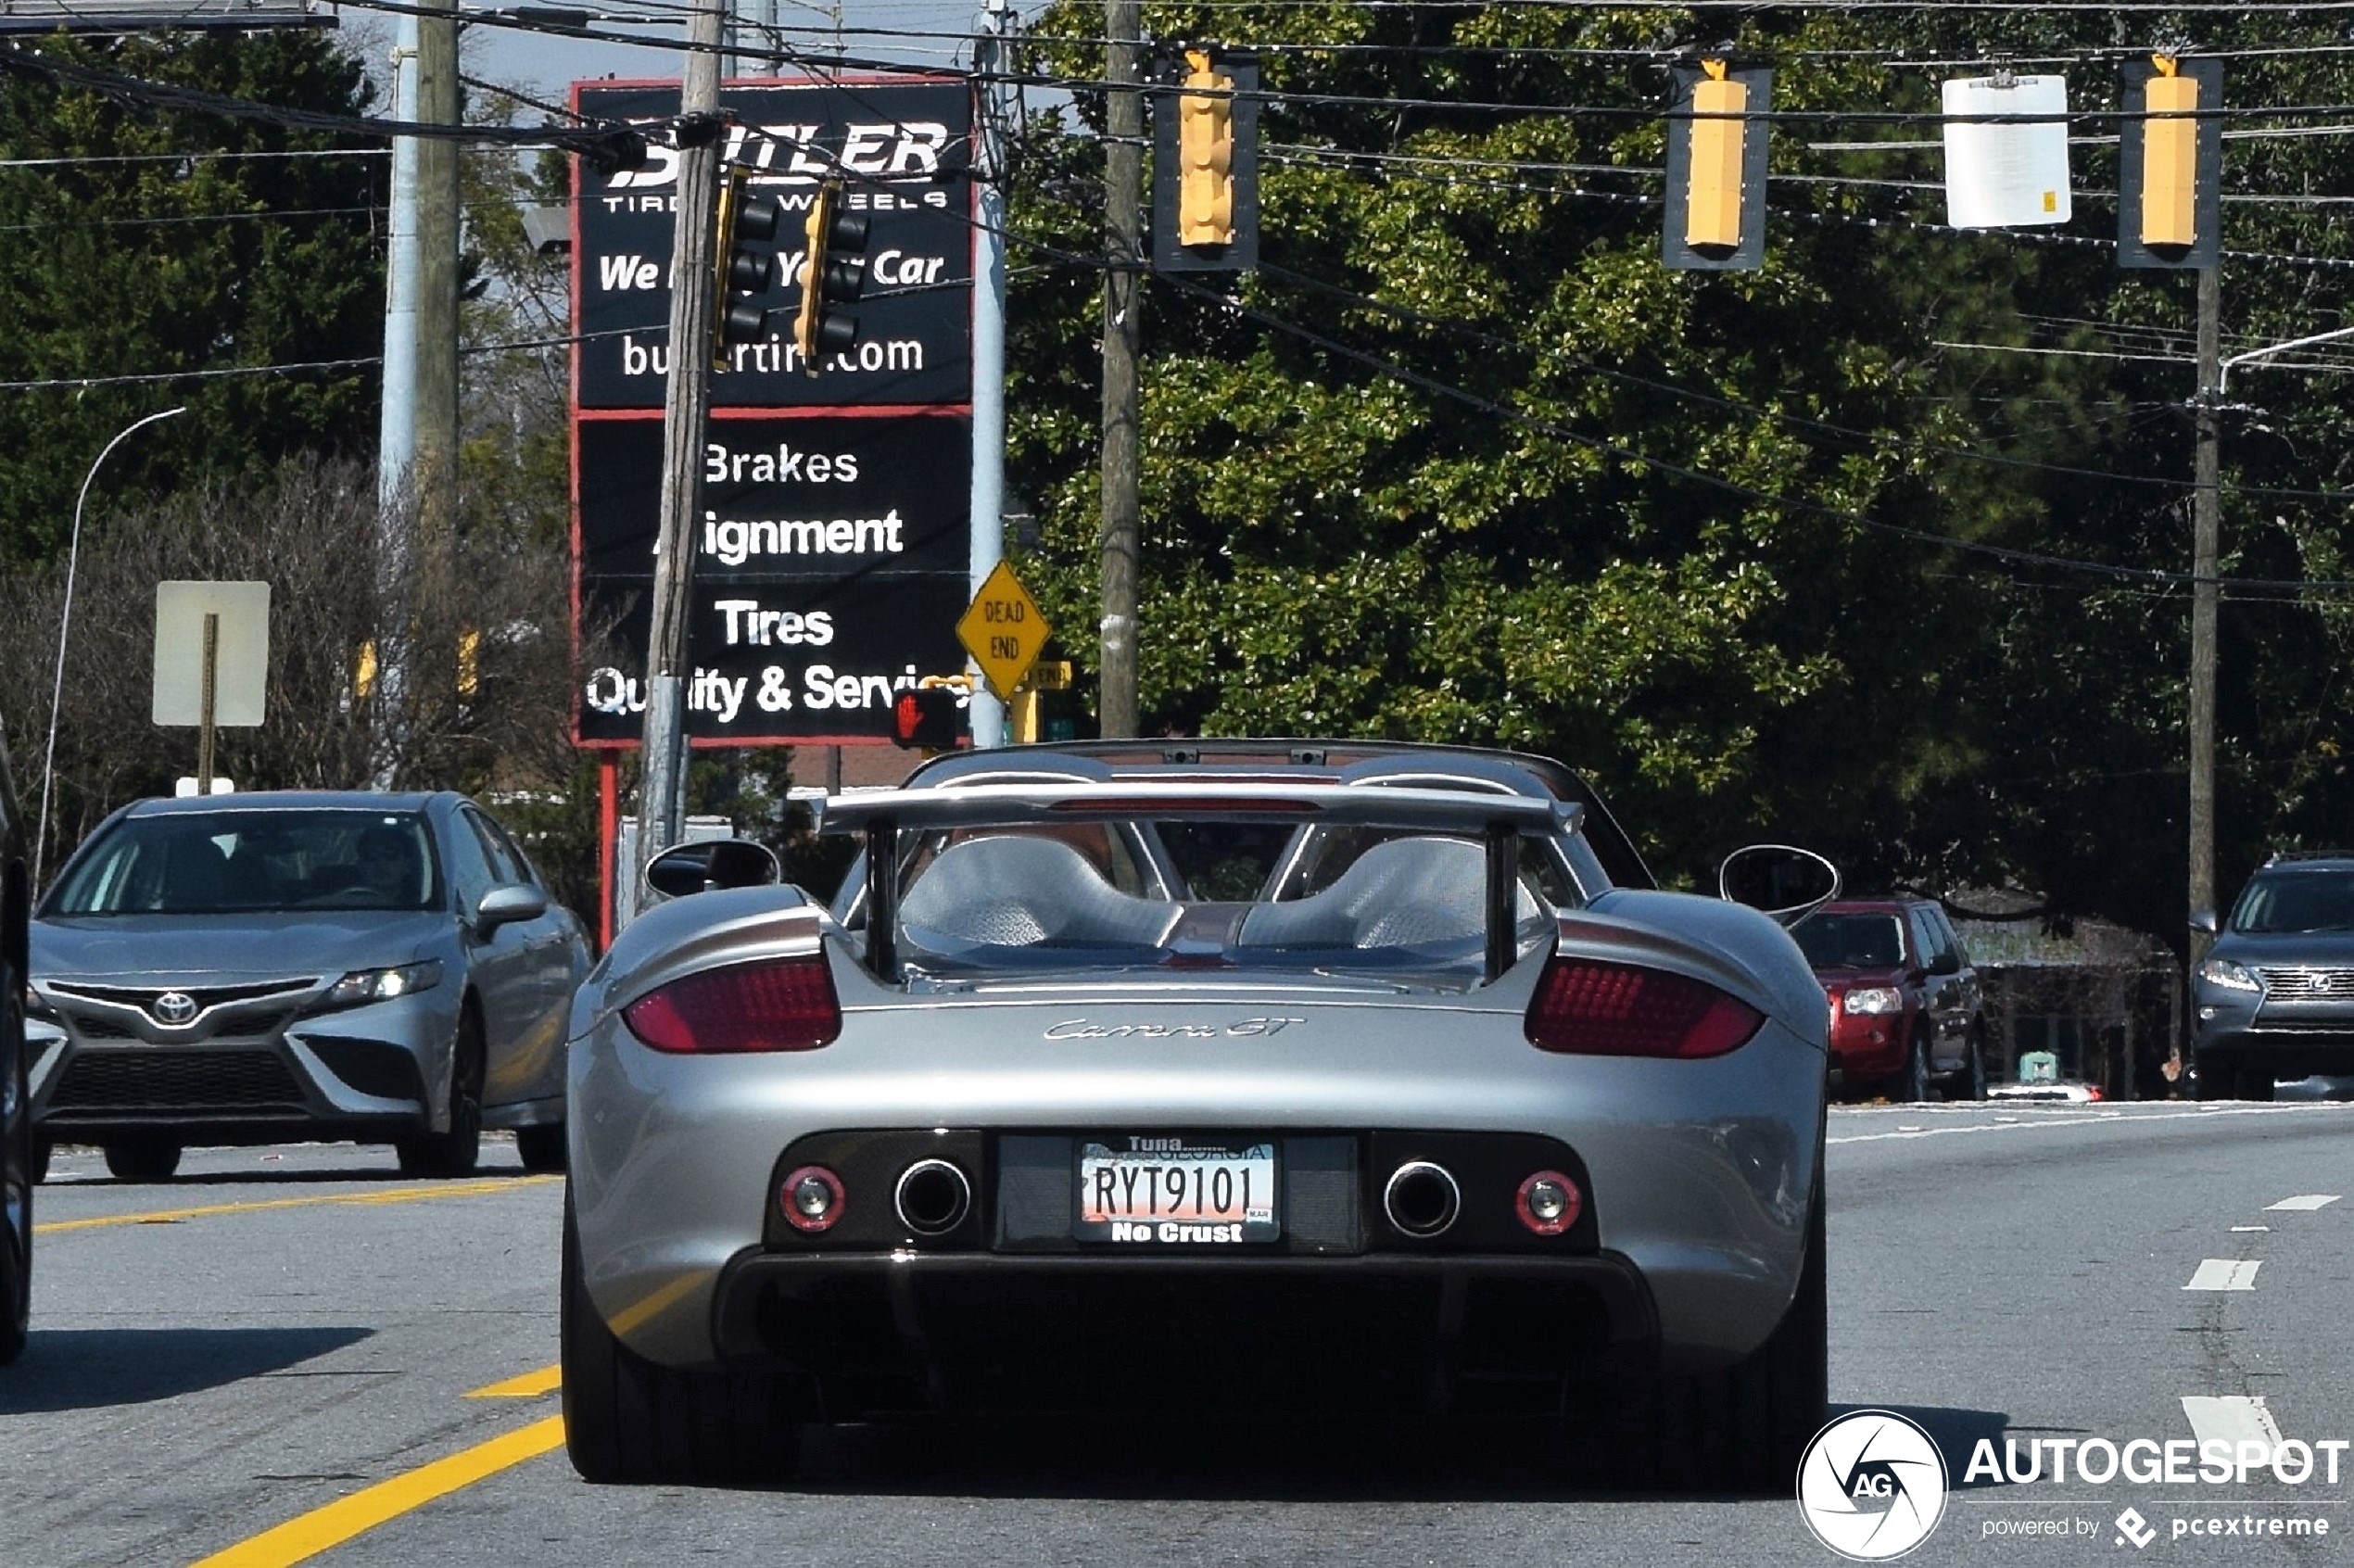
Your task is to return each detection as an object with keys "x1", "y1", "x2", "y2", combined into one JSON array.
[{"x1": 152, "y1": 992, "x2": 199, "y2": 1026}]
